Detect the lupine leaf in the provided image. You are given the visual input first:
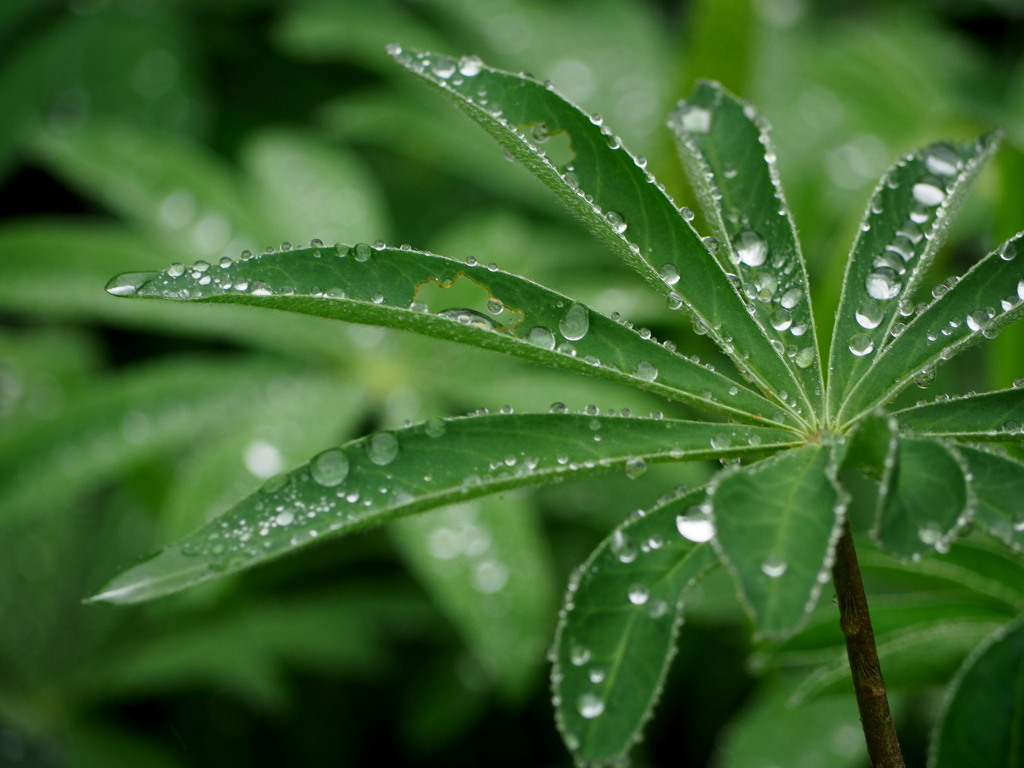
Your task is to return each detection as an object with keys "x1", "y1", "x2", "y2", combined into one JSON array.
[
  {"x1": 838, "y1": 229, "x2": 1024, "y2": 426},
  {"x1": 552, "y1": 487, "x2": 718, "y2": 764},
  {"x1": 893, "y1": 387, "x2": 1024, "y2": 442},
  {"x1": 875, "y1": 437, "x2": 969, "y2": 559},
  {"x1": 105, "y1": 243, "x2": 793, "y2": 426},
  {"x1": 712, "y1": 444, "x2": 846, "y2": 638},
  {"x1": 957, "y1": 446, "x2": 1024, "y2": 554},
  {"x1": 930, "y1": 616, "x2": 1024, "y2": 768},
  {"x1": 670, "y1": 80, "x2": 824, "y2": 414},
  {"x1": 390, "y1": 47, "x2": 811, "y2": 427},
  {"x1": 826, "y1": 132, "x2": 1000, "y2": 422},
  {"x1": 90, "y1": 413, "x2": 795, "y2": 604}
]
